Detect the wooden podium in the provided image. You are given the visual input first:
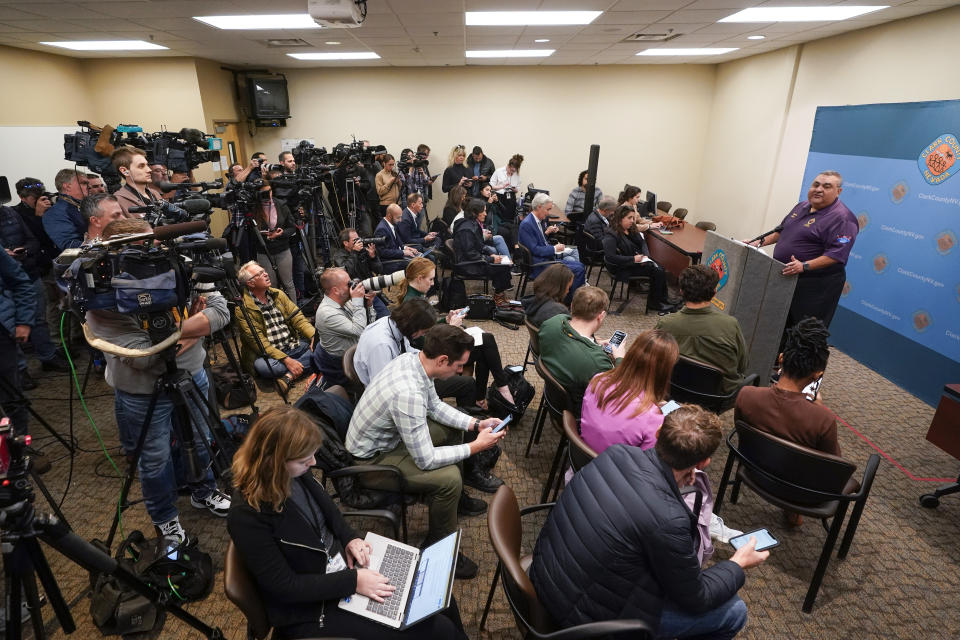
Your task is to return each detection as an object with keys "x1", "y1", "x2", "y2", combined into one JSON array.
[{"x1": 701, "y1": 231, "x2": 797, "y2": 387}]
